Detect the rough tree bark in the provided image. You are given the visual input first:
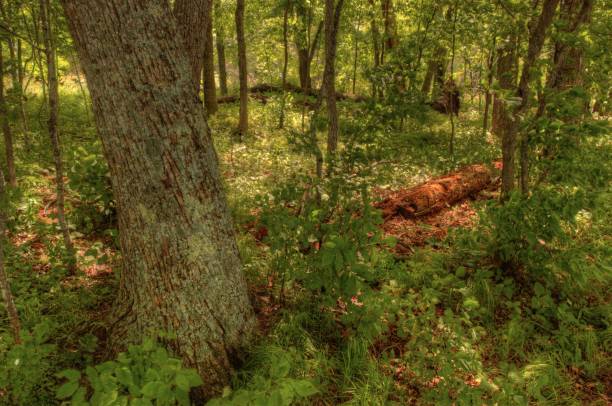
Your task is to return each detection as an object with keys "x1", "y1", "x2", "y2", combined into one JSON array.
[
  {"x1": 215, "y1": 1, "x2": 229, "y2": 96},
  {"x1": 203, "y1": 0, "x2": 218, "y2": 115},
  {"x1": 59, "y1": 0, "x2": 255, "y2": 397},
  {"x1": 173, "y1": 0, "x2": 207, "y2": 94},
  {"x1": 0, "y1": 44, "x2": 16, "y2": 187},
  {"x1": 41, "y1": 0, "x2": 76, "y2": 268},
  {"x1": 236, "y1": 0, "x2": 248, "y2": 137}
]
